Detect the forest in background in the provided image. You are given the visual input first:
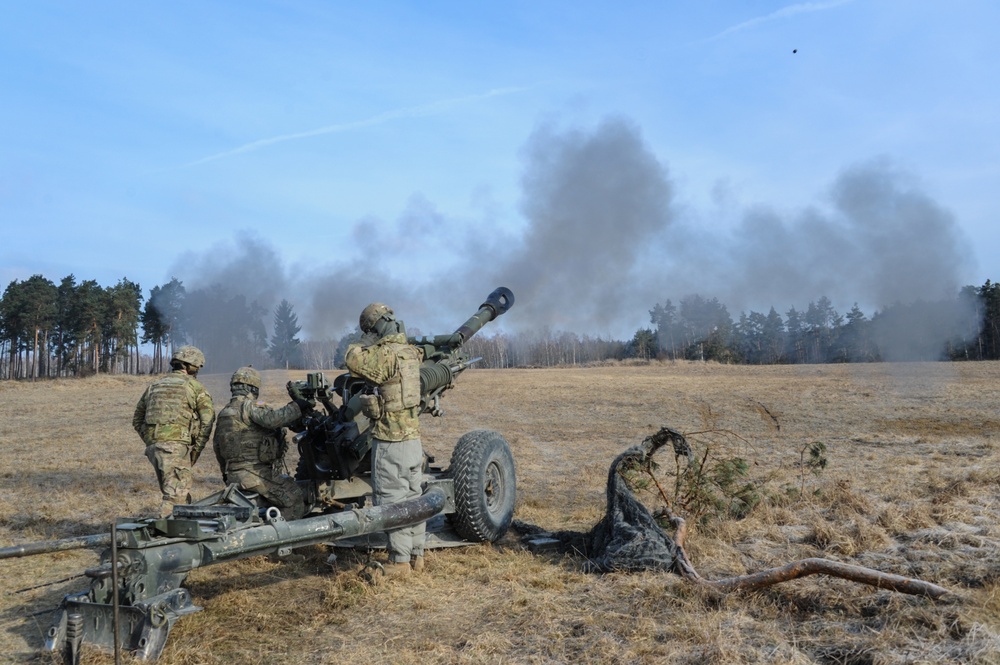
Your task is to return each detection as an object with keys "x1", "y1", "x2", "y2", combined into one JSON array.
[{"x1": 3, "y1": 273, "x2": 1000, "y2": 379}]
